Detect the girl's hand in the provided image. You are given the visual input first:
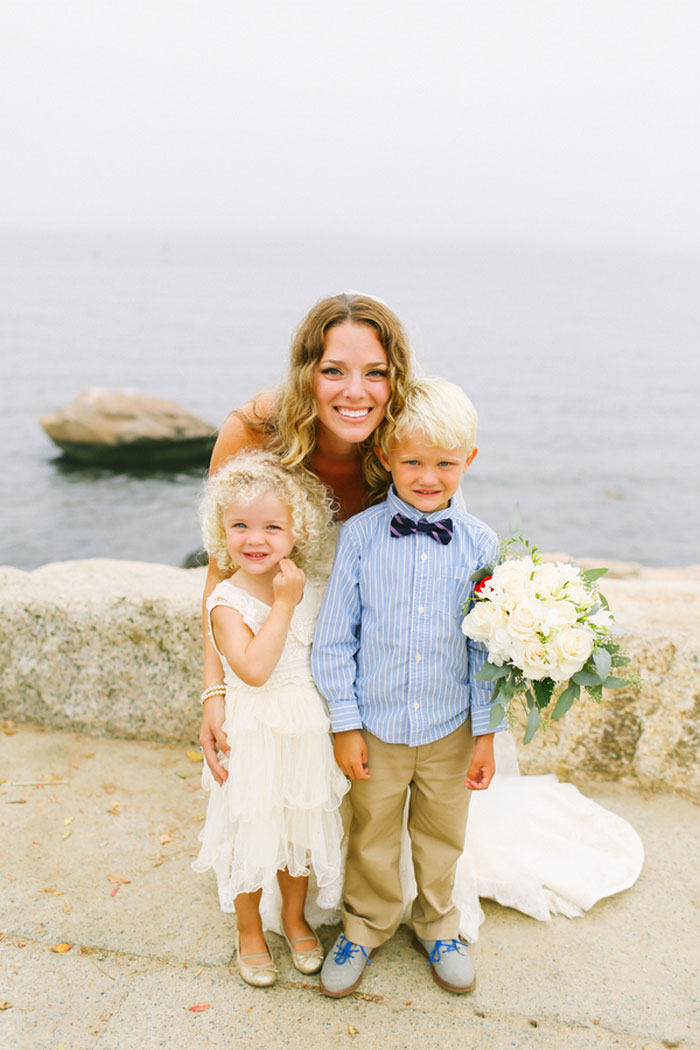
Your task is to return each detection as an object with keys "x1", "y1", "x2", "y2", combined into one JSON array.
[
  {"x1": 272, "y1": 559, "x2": 306, "y2": 608},
  {"x1": 199, "y1": 694, "x2": 230, "y2": 786}
]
